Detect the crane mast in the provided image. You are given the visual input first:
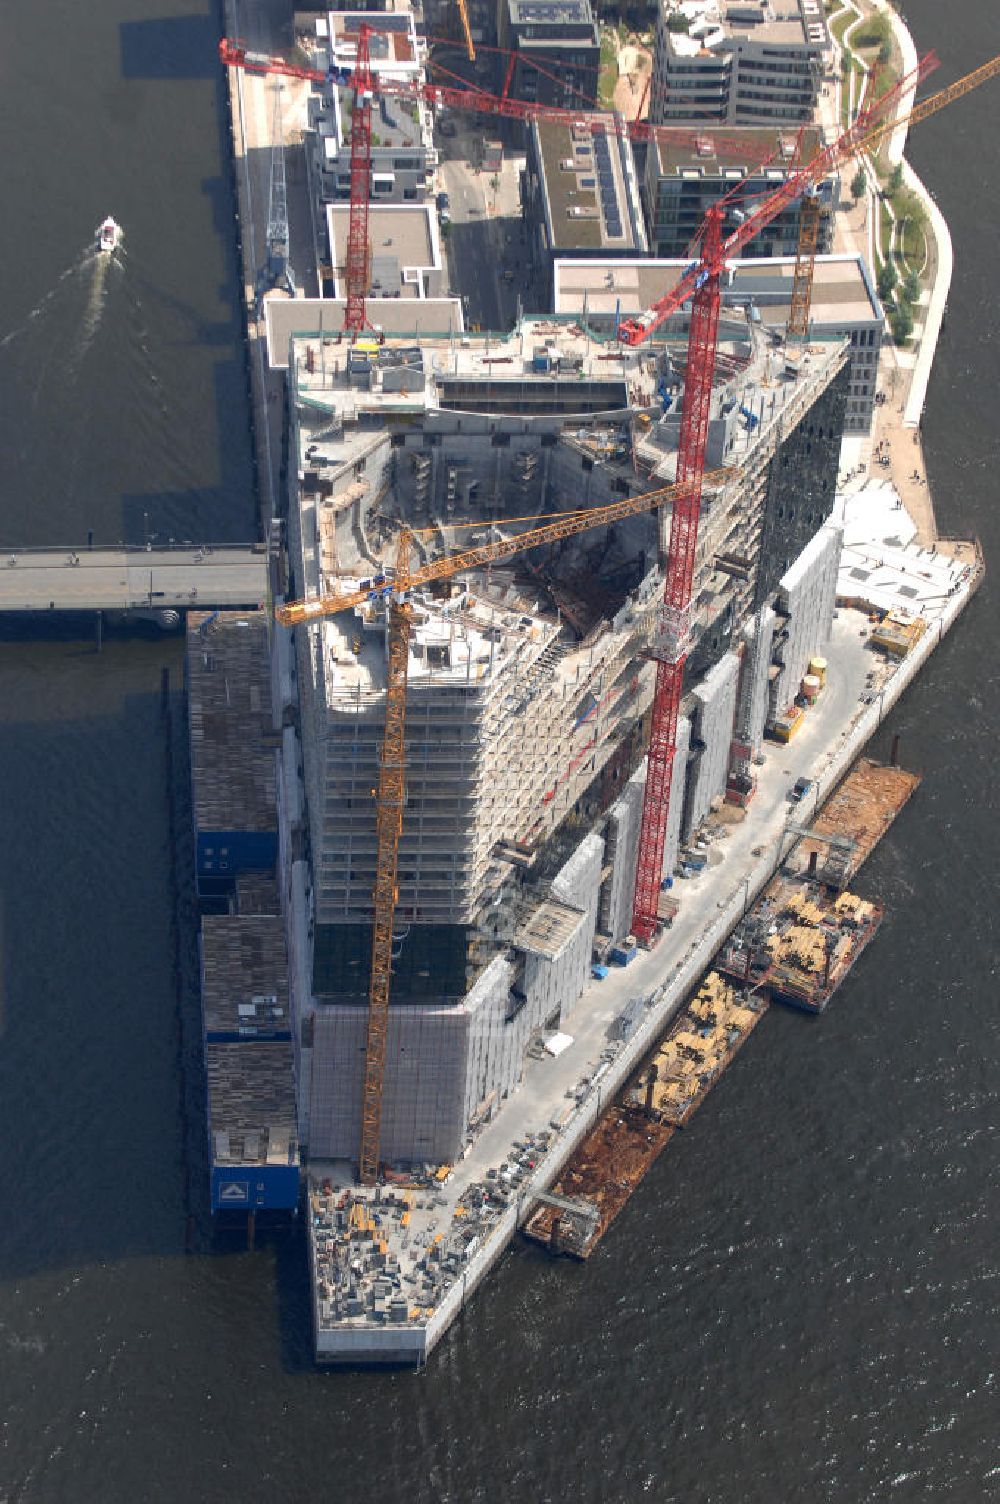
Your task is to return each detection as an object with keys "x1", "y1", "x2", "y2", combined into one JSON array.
[
  {"x1": 258, "y1": 83, "x2": 296, "y2": 308},
  {"x1": 345, "y1": 26, "x2": 375, "y2": 334},
  {"x1": 630, "y1": 206, "x2": 723, "y2": 944},
  {"x1": 359, "y1": 530, "x2": 413, "y2": 1184}
]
